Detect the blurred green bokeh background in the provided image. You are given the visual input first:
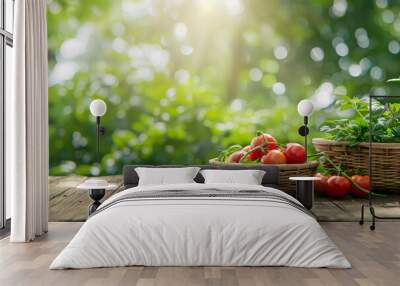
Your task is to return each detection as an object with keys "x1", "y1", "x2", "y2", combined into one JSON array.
[{"x1": 47, "y1": 0, "x2": 400, "y2": 175}]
